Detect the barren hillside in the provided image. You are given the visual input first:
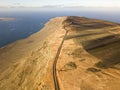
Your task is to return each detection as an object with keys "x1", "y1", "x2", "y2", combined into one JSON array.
[{"x1": 0, "y1": 16, "x2": 120, "y2": 90}]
